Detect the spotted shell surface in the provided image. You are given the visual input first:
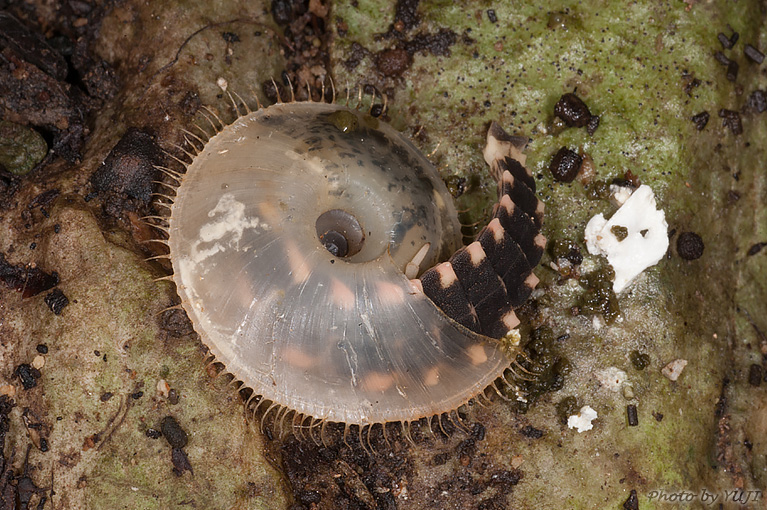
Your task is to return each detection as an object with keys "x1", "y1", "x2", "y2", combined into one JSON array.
[{"x1": 168, "y1": 101, "x2": 534, "y2": 426}]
